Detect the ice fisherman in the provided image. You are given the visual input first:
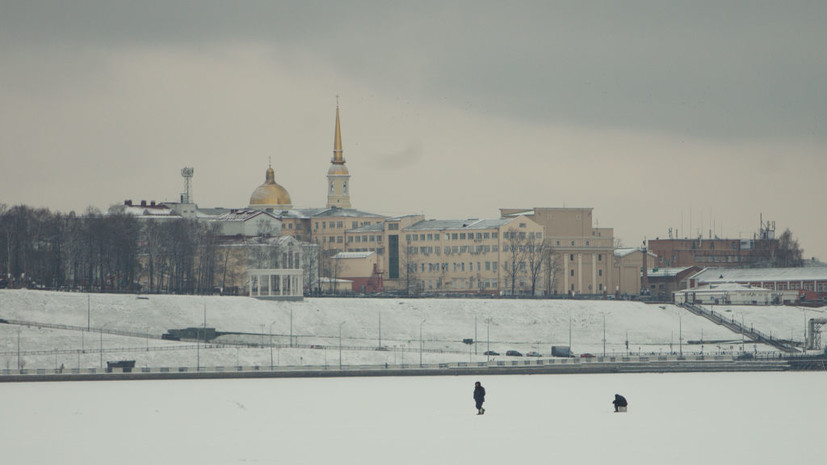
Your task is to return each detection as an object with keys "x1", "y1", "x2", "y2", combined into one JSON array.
[
  {"x1": 613, "y1": 394, "x2": 628, "y2": 412},
  {"x1": 473, "y1": 381, "x2": 486, "y2": 415}
]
